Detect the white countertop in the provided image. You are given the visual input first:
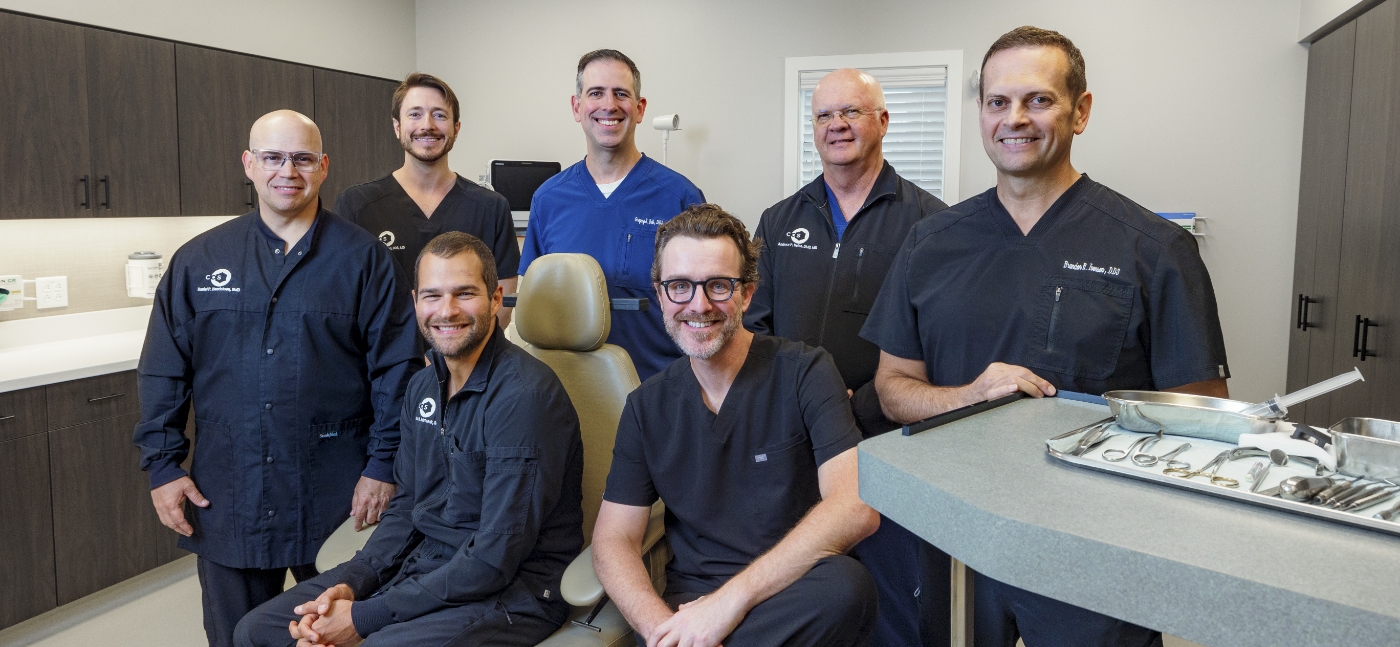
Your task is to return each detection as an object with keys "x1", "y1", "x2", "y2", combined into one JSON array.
[{"x1": 0, "y1": 306, "x2": 151, "y2": 393}]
